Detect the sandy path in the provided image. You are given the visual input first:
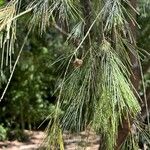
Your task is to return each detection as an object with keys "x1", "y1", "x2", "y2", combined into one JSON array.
[{"x1": 0, "y1": 131, "x2": 100, "y2": 150}]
